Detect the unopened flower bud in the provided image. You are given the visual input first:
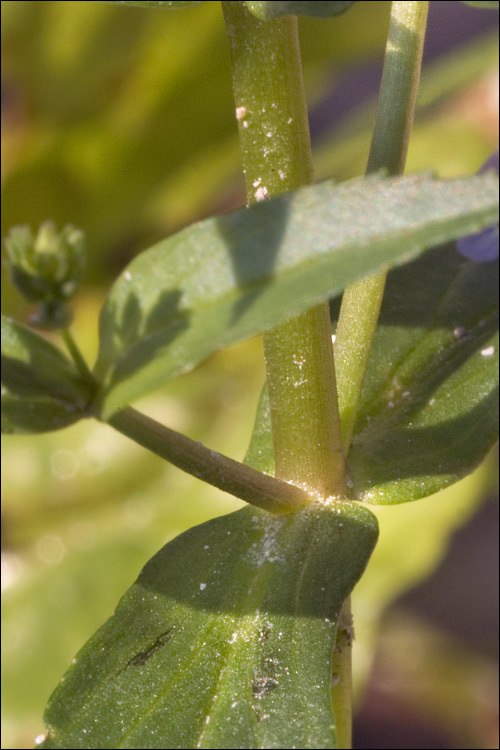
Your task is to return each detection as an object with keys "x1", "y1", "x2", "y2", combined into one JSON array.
[{"x1": 4, "y1": 221, "x2": 86, "y2": 328}]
